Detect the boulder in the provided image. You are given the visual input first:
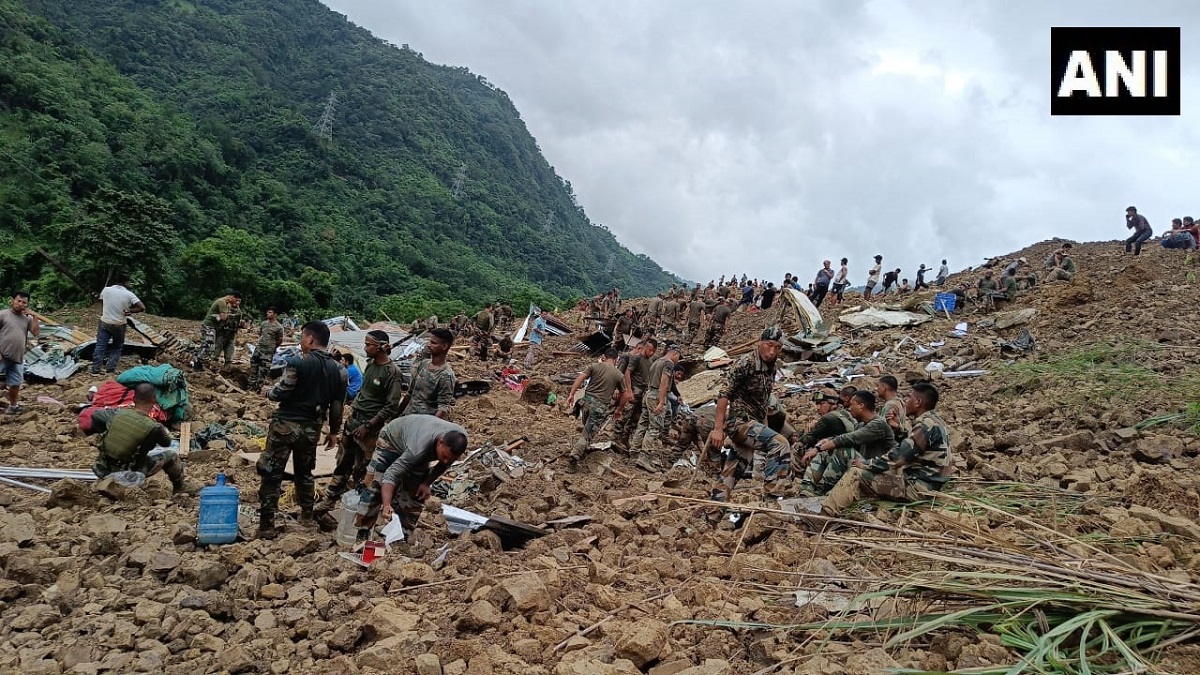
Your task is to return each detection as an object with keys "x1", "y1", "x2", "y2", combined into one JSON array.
[
  {"x1": 0, "y1": 512, "x2": 36, "y2": 545},
  {"x1": 613, "y1": 619, "x2": 671, "y2": 668},
  {"x1": 500, "y1": 573, "x2": 553, "y2": 614},
  {"x1": 456, "y1": 600, "x2": 502, "y2": 632}
]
